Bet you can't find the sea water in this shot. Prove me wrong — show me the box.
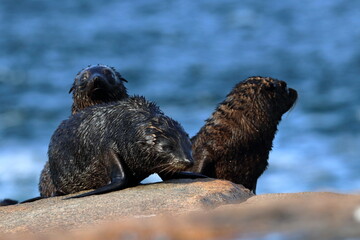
[0,0,359,201]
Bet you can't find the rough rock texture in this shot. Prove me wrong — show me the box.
[0,179,251,234]
[1,179,360,240]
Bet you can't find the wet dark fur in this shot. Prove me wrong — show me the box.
[39,65,129,197]
[43,96,194,197]
[191,77,298,193]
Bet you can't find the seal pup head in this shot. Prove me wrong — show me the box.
[70,64,128,114]
[226,76,298,131]
[248,76,297,115]
[141,116,194,174]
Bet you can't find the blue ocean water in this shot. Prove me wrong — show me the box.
[0,1,359,201]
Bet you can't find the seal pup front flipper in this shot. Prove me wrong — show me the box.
[190,146,217,179]
[252,181,257,195]
[193,156,216,178]
[158,171,209,181]
[66,178,128,199]
[20,196,44,204]
[66,151,129,199]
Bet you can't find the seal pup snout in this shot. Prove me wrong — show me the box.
[141,116,196,176]
[171,155,194,170]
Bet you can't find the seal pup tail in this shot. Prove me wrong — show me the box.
[0,196,44,206]
[0,198,18,206]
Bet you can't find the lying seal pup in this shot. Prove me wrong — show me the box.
[191,77,298,193]
[39,64,129,198]
[46,96,200,198]
[39,65,203,198]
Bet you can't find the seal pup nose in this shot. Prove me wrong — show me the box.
[183,157,194,168]
[186,159,194,167]
[90,73,105,83]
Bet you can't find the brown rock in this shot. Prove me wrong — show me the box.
[52,192,360,240]
[0,179,252,235]
[1,180,360,240]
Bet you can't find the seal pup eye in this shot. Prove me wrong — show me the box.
[266,82,276,91]
[103,69,116,84]
[162,145,175,152]
[80,72,89,83]
[103,68,112,75]
[278,81,287,89]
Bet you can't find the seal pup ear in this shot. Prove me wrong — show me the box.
[111,66,128,83]
[70,69,83,94]
[120,77,128,83]
[69,84,75,94]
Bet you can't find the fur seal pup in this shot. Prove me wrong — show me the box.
[44,96,195,198]
[39,64,129,197]
[191,77,298,193]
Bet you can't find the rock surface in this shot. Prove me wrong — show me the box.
[1,179,360,240]
[0,179,252,235]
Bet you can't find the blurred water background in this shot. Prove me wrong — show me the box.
[0,0,359,201]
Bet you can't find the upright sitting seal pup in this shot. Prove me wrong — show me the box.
[45,96,195,198]
[1,65,129,205]
[39,65,129,197]
[191,77,298,193]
